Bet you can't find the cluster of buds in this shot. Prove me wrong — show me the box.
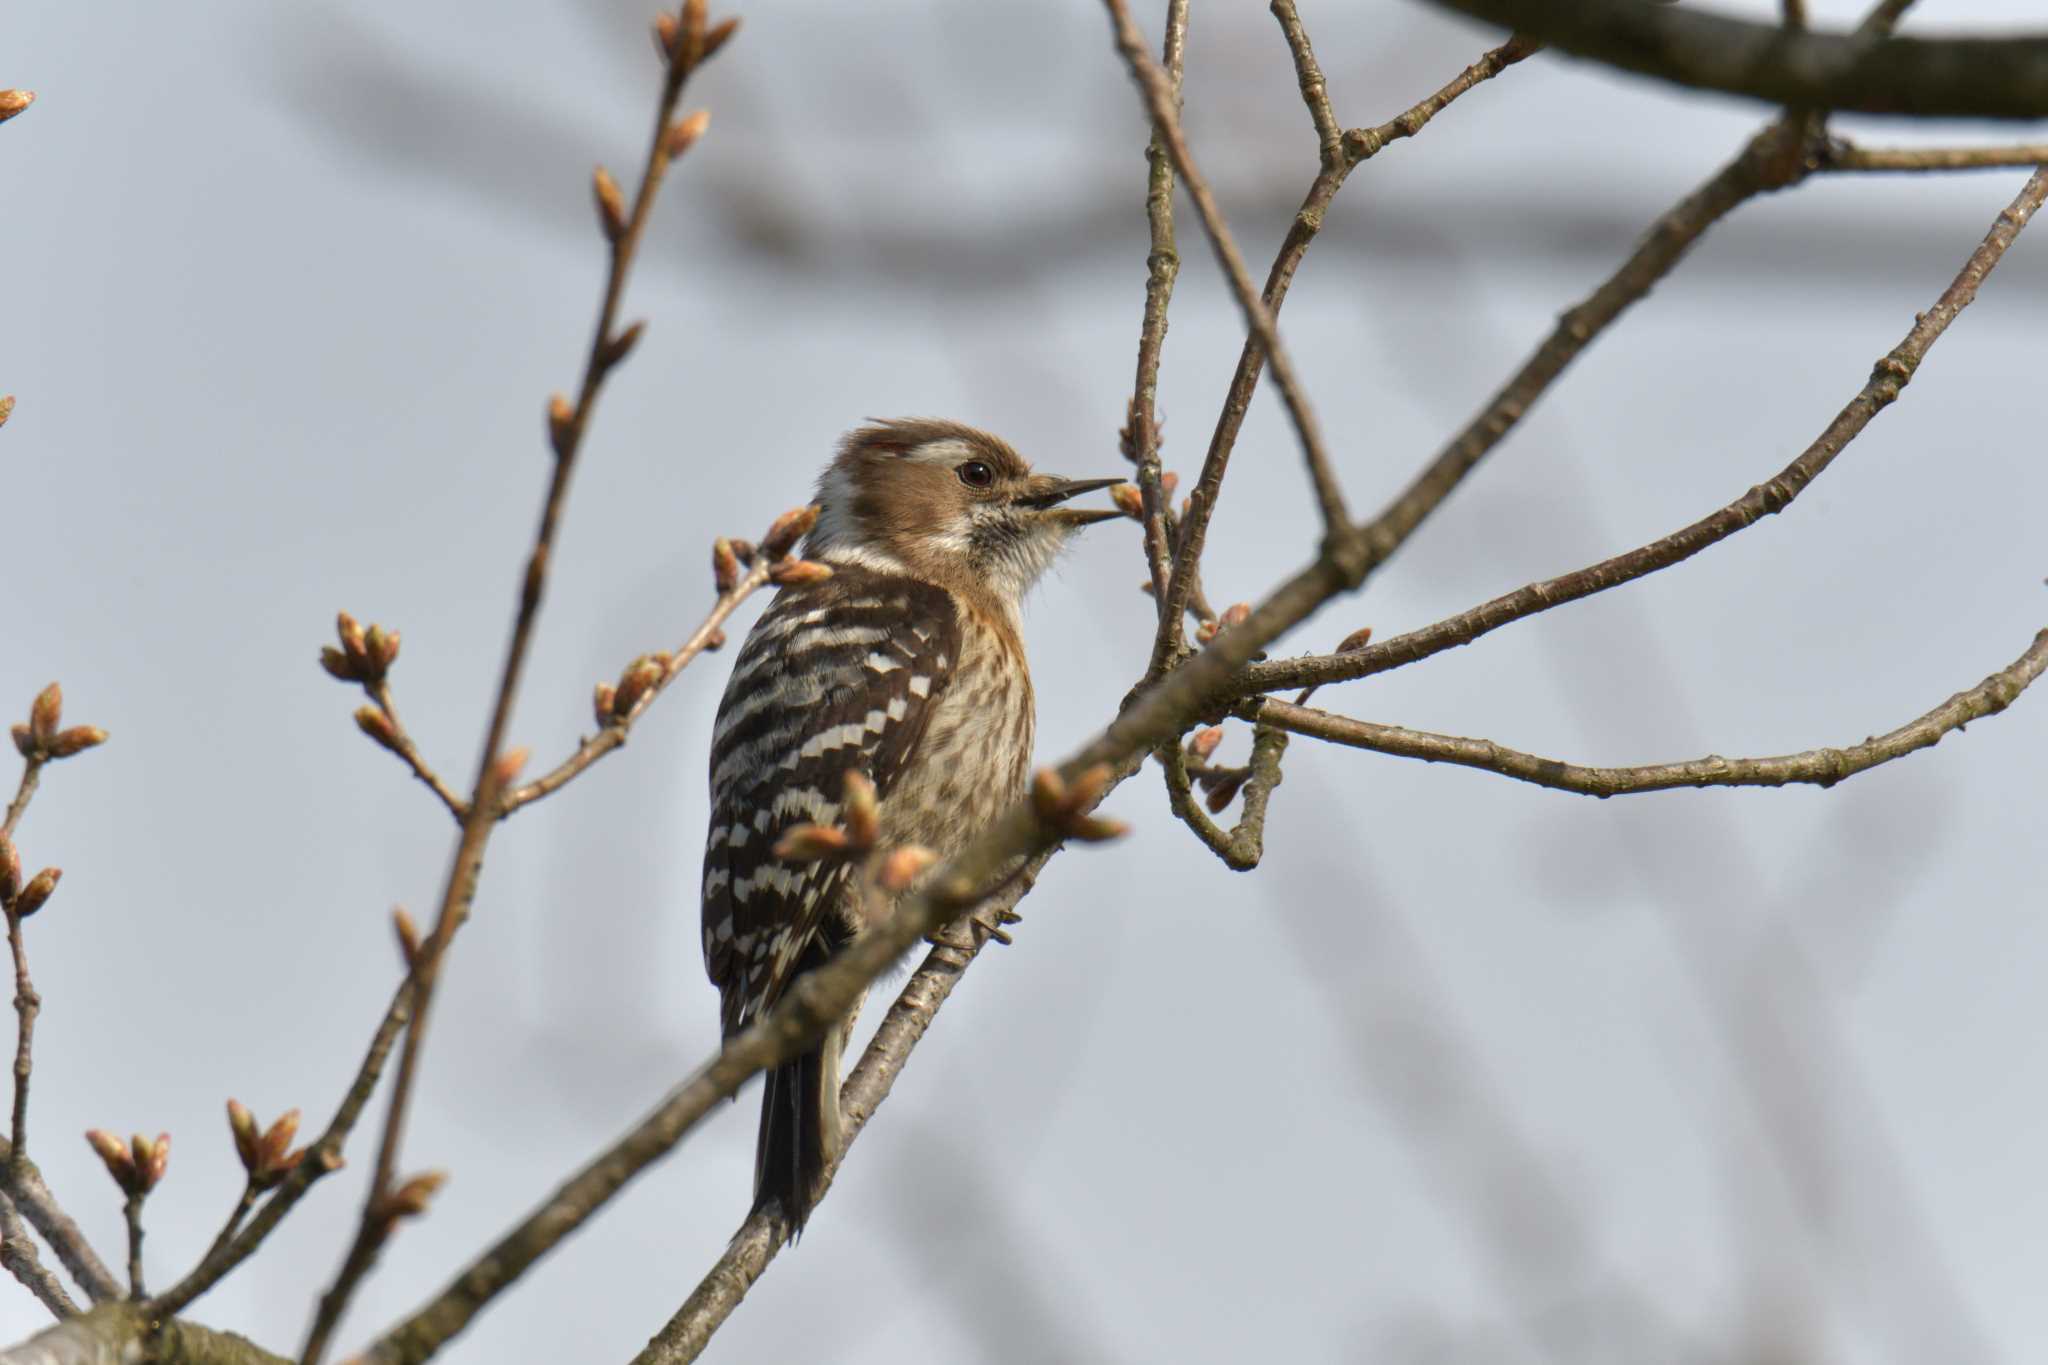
[11,683,107,762]
[227,1100,307,1188]
[652,1,740,76]
[1031,765,1127,843]
[759,504,832,587]
[85,1129,170,1196]
[1180,727,1251,813]
[1194,602,1252,646]
[321,612,401,687]
[595,652,673,729]
[371,1170,447,1227]
[0,837,60,921]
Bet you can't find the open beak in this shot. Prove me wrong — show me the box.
[1018,475,1123,529]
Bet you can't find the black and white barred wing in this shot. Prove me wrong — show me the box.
[701,569,960,1036]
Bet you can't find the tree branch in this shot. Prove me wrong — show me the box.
[1827,141,2048,172]
[1421,0,2048,118]
[0,1190,76,1319]
[1159,724,1288,870]
[300,15,726,1360]
[0,1302,289,1365]
[1250,627,2048,795]
[1242,164,2048,698]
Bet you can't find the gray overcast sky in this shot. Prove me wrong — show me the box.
[3,1,2045,1361]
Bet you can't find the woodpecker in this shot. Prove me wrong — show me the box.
[702,418,1118,1235]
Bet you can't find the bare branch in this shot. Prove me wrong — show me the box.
[363,683,466,822]
[1105,0,1350,558]
[1160,724,1288,870]
[1273,0,1343,167]
[1421,0,2048,118]
[1252,627,2048,796]
[0,1302,291,1365]
[1124,0,1189,607]
[1339,34,1540,165]
[1243,165,2048,698]
[1828,142,2048,172]
[0,1190,76,1319]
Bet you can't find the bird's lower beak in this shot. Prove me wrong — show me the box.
[1020,476,1123,528]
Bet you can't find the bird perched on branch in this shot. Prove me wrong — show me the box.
[702,419,1118,1236]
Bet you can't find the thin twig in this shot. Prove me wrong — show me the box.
[1148,27,1535,672]
[1125,0,1189,608]
[500,556,772,816]
[1106,0,1350,549]
[195,1180,260,1274]
[1828,142,2048,172]
[147,977,412,1318]
[0,1141,119,1307]
[1160,724,1288,870]
[365,683,466,822]
[121,1195,143,1299]
[300,20,720,1362]
[1250,628,2048,795]
[0,1189,76,1319]
[1243,165,2048,698]
[0,762,39,841]
[1273,0,1342,167]
[6,912,36,1172]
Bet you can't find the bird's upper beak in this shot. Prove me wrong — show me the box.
[1016,475,1123,529]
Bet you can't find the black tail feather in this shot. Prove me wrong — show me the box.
[752,1031,840,1241]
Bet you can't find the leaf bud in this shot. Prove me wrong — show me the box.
[772,824,850,861]
[768,560,832,587]
[760,505,819,560]
[592,165,627,242]
[29,683,61,744]
[13,868,59,918]
[877,845,938,892]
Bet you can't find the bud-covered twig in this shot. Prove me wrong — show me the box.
[227,1101,304,1188]
[1030,765,1128,842]
[712,537,742,593]
[375,1171,448,1224]
[0,836,18,905]
[354,706,402,754]
[547,393,575,459]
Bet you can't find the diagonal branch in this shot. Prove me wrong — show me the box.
[1160,724,1288,870]
[1105,0,1350,561]
[1421,0,2048,118]
[0,1189,76,1319]
[1827,142,2048,172]
[1241,165,2048,698]
[1249,627,2048,796]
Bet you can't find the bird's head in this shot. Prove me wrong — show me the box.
[807,419,1120,604]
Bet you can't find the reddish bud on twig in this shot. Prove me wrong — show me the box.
[727,538,757,565]
[702,16,740,60]
[592,682,618,729]
[1030,768,1068,822]
[378,1170,447,1222]
[1220,603,1251,629]
[703,627,727,651]
[12,868,59,918]
[877,845,937,893]
[392,907,422,968]
[1065,763,1113,812]
[366,624,401,674]
[0,91,33,125]
[336,612,368,669]
[319,646,354,682]
[1336,625,1374,653]
[8,725,29,759]
[1195,620,1218,645]
[0,836,19,905]
[592,165,627,242]
[1187,727,1224,762]
[488,746,530,791]
[29,683,61,745]
[1160,471,1179,501]
[85,1130,134,1188]
[681,0,708,64]
[772,823,850,862]
[1110,483,1144,519]
[769,560,832,587]
[354,706,401,754]
[652,12,679,61]
[841,771,879,848]
[712,538,741,593]
[761,505,819,560]
[665,109,711,162]
[0,396,14,429]
[547,393,575,458]
[601,320,646,370]
[1204,774,1247,813]
[253,1111,300,1185]
[1031,766,1126,842]
[613,658,661,718]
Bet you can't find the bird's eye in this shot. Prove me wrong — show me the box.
[956,461,995,489]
